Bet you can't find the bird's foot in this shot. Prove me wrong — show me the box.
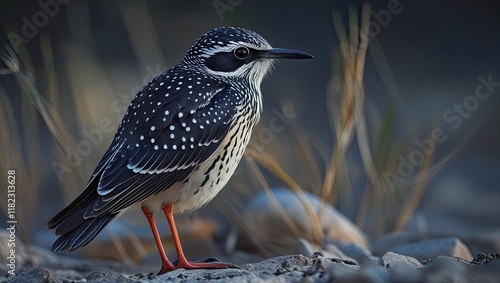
[157,261,176,274]
[173,257,240,270]
[158,258,239,274]
[176,260,239,270]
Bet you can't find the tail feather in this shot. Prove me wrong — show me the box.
[51,213,117,252]
[46,177,99,229]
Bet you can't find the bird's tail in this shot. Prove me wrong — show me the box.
[51,213,117,252]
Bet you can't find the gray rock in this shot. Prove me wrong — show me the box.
[402,175,500,256]
[419,256,472,283]
[4,251,500,283]
[9,268,61,283]
[86,271,138,282]
[387,261,422,283]
[391,237,473,261]
[247,188,368,254]
[357,262,390,283]
[378,252,423,269]
[0,231,129,278]
[321,260,387,283]
[297,238,360,264]
[336,242,372,263]
[372,231,419,255]
[322,243,355,262]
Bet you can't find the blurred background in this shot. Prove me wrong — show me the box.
[0,0,499,272]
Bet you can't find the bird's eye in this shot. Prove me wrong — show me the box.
[233,47,250,60]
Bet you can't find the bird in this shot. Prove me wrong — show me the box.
[46,26,313,274]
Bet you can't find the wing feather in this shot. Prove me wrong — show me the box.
[86,68,238,216]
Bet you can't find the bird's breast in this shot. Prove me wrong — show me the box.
[141,108,260,215]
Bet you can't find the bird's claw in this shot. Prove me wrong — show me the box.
[168,257,240,270]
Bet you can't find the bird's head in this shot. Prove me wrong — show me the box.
[181,27,313,86]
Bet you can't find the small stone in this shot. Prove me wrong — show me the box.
[247,188,368,254]
[378,252,423,269]
[358,262,391,283]
[419,256,471,283]
[388,261,422,283]
[86,271,131,282]
[9,268,61,283]
[336,242,372,263]
[323,243,355,262]
[471,252,500,265]
[391,237,473,261]
[324,260,384,283]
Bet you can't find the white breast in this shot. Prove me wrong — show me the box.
[141,114,257,215]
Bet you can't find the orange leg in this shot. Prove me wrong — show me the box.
[162,203,232,270]
[141,206,176,274]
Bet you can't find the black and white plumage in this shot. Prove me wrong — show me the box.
[47,27,313,272]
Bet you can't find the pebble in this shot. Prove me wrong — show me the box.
[391,237,473,261]
[247,188,369,254]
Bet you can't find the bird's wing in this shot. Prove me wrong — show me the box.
[83,69,239,217]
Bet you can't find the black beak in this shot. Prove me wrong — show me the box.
[259,48,314,59]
